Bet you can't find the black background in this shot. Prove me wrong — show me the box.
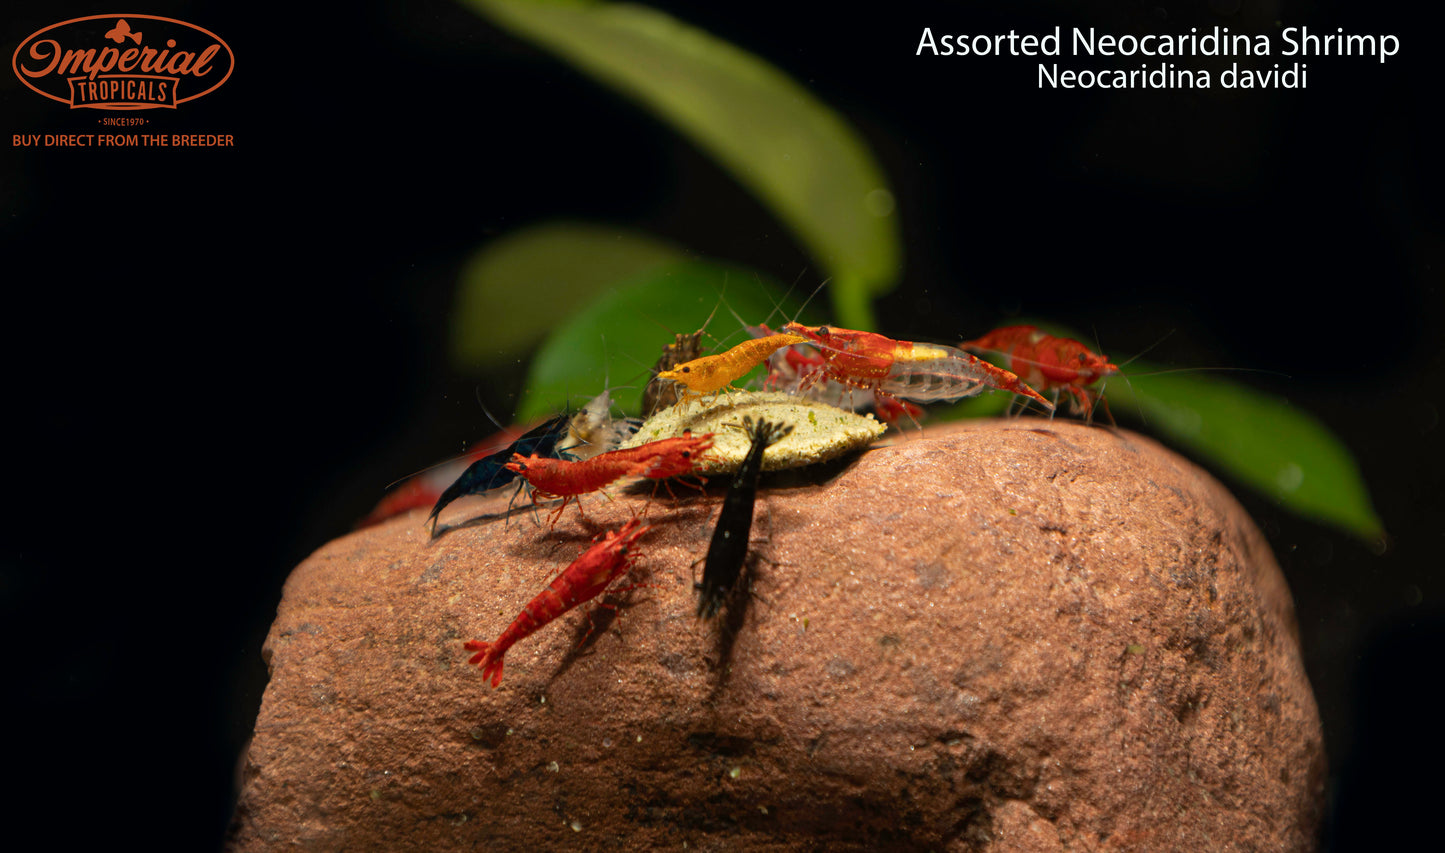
[3,1,1437,849]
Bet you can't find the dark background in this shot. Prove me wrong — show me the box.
[2,1,1437,849]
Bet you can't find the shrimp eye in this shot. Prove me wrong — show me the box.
[817,325,831,337]
[680,366,691,373]
[682,451,691,458]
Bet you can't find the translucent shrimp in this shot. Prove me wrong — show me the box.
[558,388,641,460]
[781,323,1053,411]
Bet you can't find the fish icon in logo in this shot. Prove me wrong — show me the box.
[105,19,143,45]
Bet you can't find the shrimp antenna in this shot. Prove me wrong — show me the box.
[1126,365,1292,380]
[638,311,681,338]
[383,455,462,491]
[722,296,761,341]
[1105,330,1293,426]
[577,335,639,404]
[698,286,726,345]
[1114,328,1176,371]
[1080,324,1121,426]
[559,335,605,413]
[1068,327,1136,427]
[750,268,810,330]
[383,394,515,490]
[703,274,751,350]
[601,332,612,391]
[474,387,510,432]
[383,428,524,490]
[613,347,660,379]
[788,278,831,325]
[635,284,728,355]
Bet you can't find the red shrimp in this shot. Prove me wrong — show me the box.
[781,322,1053,411]
[767,340,829,391]
[961,325,1119,419]
[464,518,653,687]
[780,345,923,424]
[506,432,715,524]
[871,395,925,425]
[629,432,717,479]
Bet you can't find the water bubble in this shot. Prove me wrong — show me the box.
[865,188,895,217]
[1275,463,1304,493]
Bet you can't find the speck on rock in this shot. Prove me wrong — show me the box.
[228,420,1324,852]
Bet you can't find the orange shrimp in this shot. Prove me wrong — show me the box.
[962,325,1119,419]
[781,322,1053,410]
[506,432,715,524]
[655,333,810,403]
[642,330,706,416]
[464,518,653,687]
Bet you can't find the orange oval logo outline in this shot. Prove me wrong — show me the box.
[12,14,234,110]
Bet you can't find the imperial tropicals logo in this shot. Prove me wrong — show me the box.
[12,14,233,109]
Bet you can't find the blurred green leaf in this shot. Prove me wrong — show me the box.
[517,259,821,422]
[935,392,1013,421]
[450,223,686,369]
[1106,368,1384,543]
[460,0,900,329]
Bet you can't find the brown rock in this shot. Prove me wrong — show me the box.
[228,420,1324,851]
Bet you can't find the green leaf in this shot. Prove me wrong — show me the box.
[1105,369,1385,543]
[935,392,1012,421]
[517,259,821,422]
[460,0,900,329]
[450,223,686,369]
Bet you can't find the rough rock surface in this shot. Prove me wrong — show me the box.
[228,421,1325,851]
